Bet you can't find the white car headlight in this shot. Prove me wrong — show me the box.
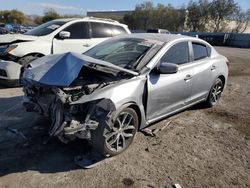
[6,44,18,53]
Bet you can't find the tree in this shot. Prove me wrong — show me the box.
[186,0,210,32]
[0,9,27,24]
[34,16,43,25]
[42,9,60,23]
[123,2,185,32]
[134,1,154,30]
[209,0,238,32]
[123,13,137,30]
[232,8,250,33]
[242,9,250,33]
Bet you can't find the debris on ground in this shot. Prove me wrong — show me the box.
[141,121,172,137]
[173,183,182,188]
[6,128,27,141]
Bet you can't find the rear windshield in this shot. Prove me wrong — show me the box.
[25,20,66,36]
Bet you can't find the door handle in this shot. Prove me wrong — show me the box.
[83,43,91,47]
[184,74,192,81]
[211,65,216,71]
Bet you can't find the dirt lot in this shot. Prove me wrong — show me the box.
[0,47,249,188]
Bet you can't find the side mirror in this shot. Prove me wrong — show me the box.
[157,62,178,74]
[59,31,70,39]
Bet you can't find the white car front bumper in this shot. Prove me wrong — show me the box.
[0,59,21,81]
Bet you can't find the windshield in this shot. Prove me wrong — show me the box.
[84,38,156,70]
[24,20,66,36]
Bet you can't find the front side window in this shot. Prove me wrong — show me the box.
[63,22,89,39]
[85,38,156,70]
[91,22,112,38]
[25,20,66,36]
[161,42,189,65]
[192,43,208,61]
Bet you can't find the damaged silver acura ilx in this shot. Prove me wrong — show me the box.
[22,34,228,156]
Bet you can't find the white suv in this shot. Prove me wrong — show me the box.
[0,17,130,85]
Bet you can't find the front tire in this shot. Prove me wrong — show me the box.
[91,107,138,157]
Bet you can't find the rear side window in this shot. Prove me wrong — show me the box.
[112,25,127,36]
[192,43,208,61]
[63,22,89,39]
[161,42,189,65]
[91,22,112,38]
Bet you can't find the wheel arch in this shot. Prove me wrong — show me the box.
[217,75,226,90]
[119,102,144,131]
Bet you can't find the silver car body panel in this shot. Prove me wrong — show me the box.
[22,34,228,141]
[71,76,148,127]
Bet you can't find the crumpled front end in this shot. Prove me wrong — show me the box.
[23,82,116,143]
[22,52,139,143]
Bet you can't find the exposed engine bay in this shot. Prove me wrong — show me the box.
[23,65,125,143]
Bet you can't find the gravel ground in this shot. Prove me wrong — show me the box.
[0,47,249,188]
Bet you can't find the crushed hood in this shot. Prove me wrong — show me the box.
[0,34,38,44]
[23,52,138,87]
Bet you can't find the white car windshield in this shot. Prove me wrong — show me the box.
[24,20,66,36]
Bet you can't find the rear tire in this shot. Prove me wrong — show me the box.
[91,107,138,157]
[204,78,223,107]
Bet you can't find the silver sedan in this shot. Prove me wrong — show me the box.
[22,34,228,156]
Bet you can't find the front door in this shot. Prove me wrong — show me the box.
[52,22,92,54]
[147,41,193,121]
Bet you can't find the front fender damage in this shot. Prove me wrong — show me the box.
[23,83,117,143]
[55,98,116,143]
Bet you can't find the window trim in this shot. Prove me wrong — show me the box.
[191,42,209,62]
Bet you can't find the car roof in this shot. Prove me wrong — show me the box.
[53,17,127,26]
[116,33,194,43]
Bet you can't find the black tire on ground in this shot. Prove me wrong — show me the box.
[204,78,223,107]
[90,107,139,157]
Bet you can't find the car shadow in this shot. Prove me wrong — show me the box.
[0,95,210,177]
[188,102,209,111]
[0,96,23,114]
[0,96,101,177]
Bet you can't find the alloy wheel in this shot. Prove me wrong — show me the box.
[210,81,223,105]
[104,111,136,152]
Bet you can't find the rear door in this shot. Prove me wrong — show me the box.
[147,41,194,121]
[189,42,215,102]
[52,22,91,54]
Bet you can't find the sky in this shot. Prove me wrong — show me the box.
[0,0,249,15]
